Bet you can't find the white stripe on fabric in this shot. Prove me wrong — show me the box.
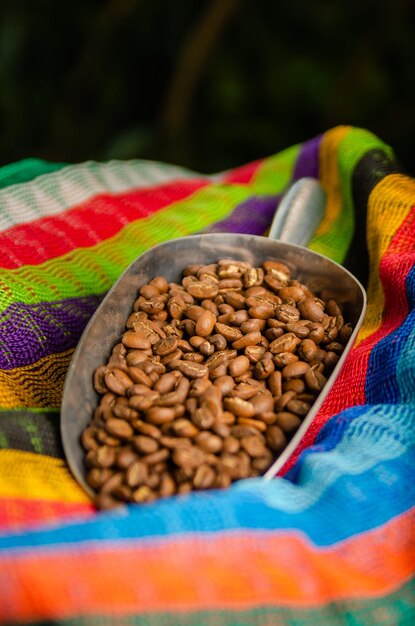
[0,160,215,231]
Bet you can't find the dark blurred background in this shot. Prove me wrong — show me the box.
[1,0,414,173]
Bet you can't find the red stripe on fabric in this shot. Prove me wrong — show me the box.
[0,179,208,269]
[221,159,264,184]
[0,498,94,532]
[280,203,415,475]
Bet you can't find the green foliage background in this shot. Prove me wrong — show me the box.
[1,0,414,172]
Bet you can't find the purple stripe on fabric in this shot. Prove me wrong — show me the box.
[203,195,281,235]
[0,295,104,370]
[293,134,322,179]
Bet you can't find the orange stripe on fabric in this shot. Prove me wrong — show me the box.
[1,509,413,622]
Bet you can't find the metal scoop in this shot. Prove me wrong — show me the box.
[61,178,366,495]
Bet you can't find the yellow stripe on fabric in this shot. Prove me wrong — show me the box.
[357,173,415,343]
[0,183,261,310]
[0,350,73,409]
[0,449,89,502]
[315,126,351,236]
[310,126,394,264]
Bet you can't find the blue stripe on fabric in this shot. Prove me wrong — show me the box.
[0,403,413,552]
[397,264,415,402]
[366,259,415,405]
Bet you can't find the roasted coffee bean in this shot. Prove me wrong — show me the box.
[240,435,268,457]
[133,435,159,455]
[238,417,267,433]
[232,331,262,349]
[195,431,223,453]
[253,358,275,379]
[286,399,311,416]
[305,368,327,392]
[268,371,282,396]
[298,339,318,362]
[170,360,208,379]
[105,418,133,440]
[273,352,299,368]
[229,355,250,377]
[274,390,296,412]
[282,361,310,379]
[298,297,325,322]
[195,310,216,337]
[191,407,215,430]
[283,378,306,394]
[214,375,235,396]
[104,368,134,395]
[224,397,255,418]
[146,406,176,425]
[275,411,302,433]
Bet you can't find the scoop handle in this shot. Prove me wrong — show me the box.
[268,177,326,247]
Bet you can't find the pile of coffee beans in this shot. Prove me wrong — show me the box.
[82,258,353,509]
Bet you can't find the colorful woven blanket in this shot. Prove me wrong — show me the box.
[0,126,414,625]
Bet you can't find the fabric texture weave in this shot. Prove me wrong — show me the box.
[0,126,414,625]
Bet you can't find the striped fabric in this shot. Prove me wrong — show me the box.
[0,126,414,625]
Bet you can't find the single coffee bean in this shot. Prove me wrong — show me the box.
[213,375,235,396]
[170,360,208,379]
[274,390,296,412]
[240,435,268,457]
[282,361,310,379]
[116,446,139,469]
[286,399,311,416]
[269,333,300,354]
[87,468,113,490]
[268,371,282,396]
[228,355,250,378]
[172,418,199,438]
[146,406,176,425]
[238,417,267,433]
[298,298,325,322]
[195,431,223,453]
[105,418,133,440]
[274,304,300,323]
[153,336,179,356]
[283,379,306,394]
[224,397,255,418]
[172,446,206,469]
[265,425,287,452]
[305,368,327,392]
[104,368,134,395]
[126,460,149,487]
[196,310,216,337]
[275,411,302,433]
[253,358,275,380]
[133,435,159,455]
[95,445,116,468]
[232,331,262,350]
[193,464,216,489]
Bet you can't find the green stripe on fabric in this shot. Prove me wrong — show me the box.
[0,184,254,309]
[251,143,300,193]
[0,159,67,189]
[0,147,298,311]
[31,577,415,625]
[309,127,394,264]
